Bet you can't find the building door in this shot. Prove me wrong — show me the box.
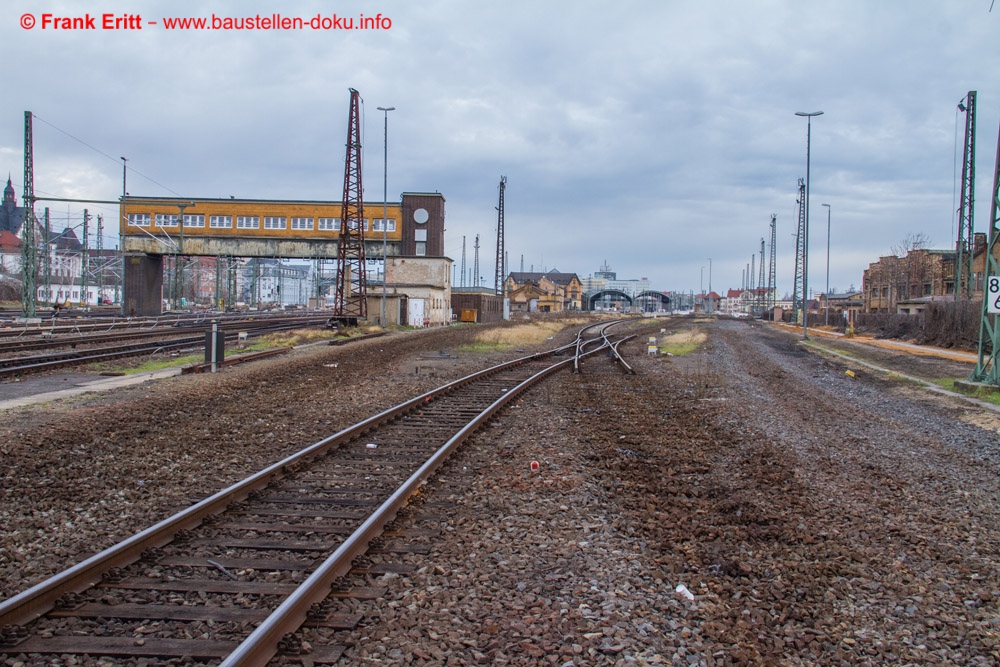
[408,298,425,327]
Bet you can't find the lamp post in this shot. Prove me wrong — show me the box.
[700,266,703,311]
[377,106,395,328]
[795,110,823,339]
[822,202,831,327]
[707,257,712,313]
[119,157,127,314]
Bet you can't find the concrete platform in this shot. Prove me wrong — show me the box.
[953,379,1000,396]
[0,368,182,410]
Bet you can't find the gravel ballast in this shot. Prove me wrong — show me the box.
[2,318,1000,666]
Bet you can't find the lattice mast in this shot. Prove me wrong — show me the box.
[473,234,480,288]
[96,213,104,303]
[460,236,466,288]
[970,118,1000,384]
[494,176,506,296]
[957,91,977,298]
[757,238,766,315]
[21,111,37,317]
[768,214,777,312]
[42,208,50,306]
[82,209,90,307]
[333,88,367,318]
[792,179,806,319]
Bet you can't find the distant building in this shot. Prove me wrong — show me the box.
[0,177,25,236]
[504,270,582,313]
[862,248,957,313]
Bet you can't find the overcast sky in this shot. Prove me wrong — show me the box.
[2,0,999,296]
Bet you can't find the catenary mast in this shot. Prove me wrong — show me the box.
[333,88,366,318]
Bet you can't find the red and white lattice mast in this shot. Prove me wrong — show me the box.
[333,88,366,319]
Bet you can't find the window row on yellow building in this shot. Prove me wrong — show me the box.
[126,213,397,233]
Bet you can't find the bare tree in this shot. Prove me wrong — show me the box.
[888,233,933,305]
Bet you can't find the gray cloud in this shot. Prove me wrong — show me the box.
[2,0,998,294]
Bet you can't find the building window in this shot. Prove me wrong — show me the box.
[237,216,260,229]
[183,214,205,228]
[414,229,427,242]
[210,215,233,228]
[415,242,427,256]
[128,213,151,227]
[924,283,932,295]
[372,218,396,232]
[343,218,366,232]
[318,217,340,231]
[291,217,313,230]
[155,214,178,227]
[881,287,888,297]
[264,216,286,230]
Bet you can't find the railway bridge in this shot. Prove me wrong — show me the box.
[121,192,445,316]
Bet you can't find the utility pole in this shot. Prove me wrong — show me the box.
[757,237,765,316]
[376,105,394,327]
[119,157,127,311]
[334,88,367,319]
[460,235,466,288]
[793,178,806,322]
[795,110,823,339]
[970,118,1000,384]
[21,111,37,317]
[82,209,90,307]
[957,91,977,298]
[42,208,50,306]
[473,234,480,288]
[96,214,104,304]
[494,176,506,296]
[768,214,777,313]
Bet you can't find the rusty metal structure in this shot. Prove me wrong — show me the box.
[494,176,506,296]
[957,91,977,298]
[333,88,366,318]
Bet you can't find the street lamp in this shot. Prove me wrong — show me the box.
[707,257,712,313]
[822,202,831,327]
[795,110,823,339]
[119,157,127,314]
[377,105,395,328]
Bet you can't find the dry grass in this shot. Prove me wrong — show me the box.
[469,318,590,350]
[658,329,707,356]
[250,328,343,349]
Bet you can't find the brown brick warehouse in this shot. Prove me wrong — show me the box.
[2,318,1000,665]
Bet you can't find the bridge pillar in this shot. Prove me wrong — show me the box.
[123,253,164,316]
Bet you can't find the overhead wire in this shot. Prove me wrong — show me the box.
[30,113,184,197]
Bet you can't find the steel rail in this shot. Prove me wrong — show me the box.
[607,334,638,374]
[221,344,619,666]
[0,320,327,378]
[573,320,626,373]
[0,340,569,628]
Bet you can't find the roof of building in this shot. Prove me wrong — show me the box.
[45,228,83,251]
[0,230,21,250]
[508,270,580,285]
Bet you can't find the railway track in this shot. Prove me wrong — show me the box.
[0,321,635,665]
[0,314,330,378]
